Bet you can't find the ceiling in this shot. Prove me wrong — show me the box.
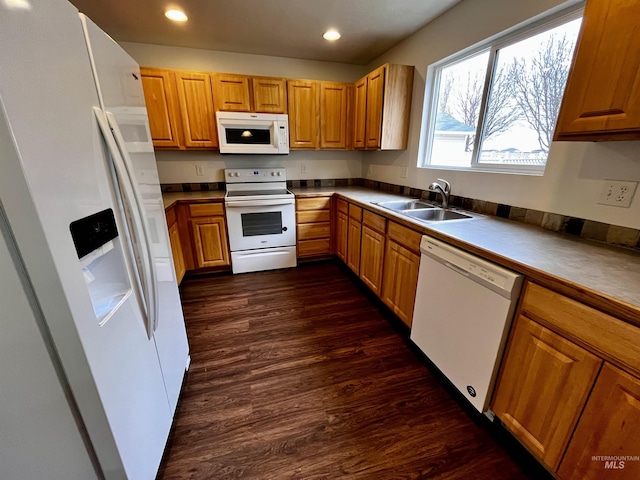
[69,0,462,65]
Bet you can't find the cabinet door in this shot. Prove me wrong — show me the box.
[353,76,367,149]
[359,225,385,295]
[253,77,287,114]
[555,0,640,140]
[381,240,420,327]
[320,82,351,149]
[212,73,252,112]
[140,68,183,148]
[168,222,186,284]
[558,363,640,480]
[190,216,230,268]
[365,66,385,149]
[287,80,319,149]
[174,72,218,148]
[336,210,348,262]
[346,217,362,274]
[492,316,602,471]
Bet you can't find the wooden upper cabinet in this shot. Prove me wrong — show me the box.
[491,315,602,472]
[212,74,287,113]
[365,66,385,149]
[558,363,640,480]
[555,0,640,140]
[174,71,218,148]
[252,77,287,113]
[288,80,320,149]
[354,64,414,150]
[353,77,367,149]
[320,82,352,149]
[212,73,252,112]
[139,67,183,149]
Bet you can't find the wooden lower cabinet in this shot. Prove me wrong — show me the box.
[186,203,230,269]
[296,196,332,258]
[168,223,186,284]
[190,217,230,268]
[558,363,640,479]
[491,315,602,471]
[335,209,348,262]
[381,239,420,327]
[359,210,386,296]
[346,205,362,274]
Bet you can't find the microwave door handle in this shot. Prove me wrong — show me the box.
[273,121,279,144]
[226,199,294,208]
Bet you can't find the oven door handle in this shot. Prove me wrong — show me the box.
[225,199,295,208]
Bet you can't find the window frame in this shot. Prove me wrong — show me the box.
[419,4,584,175]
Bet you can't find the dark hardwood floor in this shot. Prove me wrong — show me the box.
[158,261,541,479]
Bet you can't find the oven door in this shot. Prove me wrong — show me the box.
[225,198,296,251]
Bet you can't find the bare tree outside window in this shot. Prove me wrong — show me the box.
[508,33,576,152]
[425,14,582,171]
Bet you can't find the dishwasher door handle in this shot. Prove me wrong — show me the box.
[444,261,471,277]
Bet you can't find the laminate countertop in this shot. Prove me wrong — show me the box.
[162,186,640,326]
[291,187,640,327]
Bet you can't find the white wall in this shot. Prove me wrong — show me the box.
[154,149,363,183]
[122,42,367,183]
[363,0,640,229]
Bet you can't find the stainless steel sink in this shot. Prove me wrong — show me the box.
[404,208,472,222]
[374,200,436,211]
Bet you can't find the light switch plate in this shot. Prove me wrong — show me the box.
[597,180,638,207]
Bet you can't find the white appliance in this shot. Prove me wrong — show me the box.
[225,168,297,274]
[410,235,523,415]
[217,111,289,154]
[0,2,189,479]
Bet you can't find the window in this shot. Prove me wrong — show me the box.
[421,10,582,174]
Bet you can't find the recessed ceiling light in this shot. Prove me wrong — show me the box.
[165,9,188,22]
[323,30,341,41]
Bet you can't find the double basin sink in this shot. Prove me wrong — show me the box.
[373,200,474,223]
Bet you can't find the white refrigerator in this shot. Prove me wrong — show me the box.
[0,1,190,479]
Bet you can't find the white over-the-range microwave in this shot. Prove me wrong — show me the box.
[216,111,289,154]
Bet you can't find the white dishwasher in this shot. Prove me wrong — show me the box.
[410,235,523,415]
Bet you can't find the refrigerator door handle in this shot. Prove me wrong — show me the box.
[93,107,157,338]
[105,110,159,336]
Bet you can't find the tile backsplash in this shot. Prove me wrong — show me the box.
[161,178,640,251]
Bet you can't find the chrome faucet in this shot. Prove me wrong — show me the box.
[428,178,451,208]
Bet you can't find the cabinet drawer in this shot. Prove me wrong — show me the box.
[298,238,331,257]
[387,221,421,253]
[166,206,177,227]
[298,222,330,240]
[189,203,224,217]
[522,283,640,374]
[297,196,331,211]
[336,198,348,214]
[362,209,386,234]
[349,204,362,221]
[297,210,331,224]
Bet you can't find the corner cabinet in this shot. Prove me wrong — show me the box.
[354,64,414,150]
[554,0,640,141]
[335,199,349,262]
[165,206,186,284]
[320,82,352,149]
[491,281,640,479]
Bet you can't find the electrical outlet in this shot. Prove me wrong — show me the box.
[300,163,307,174]
[195,164,205,177]
[400,166,408,179]
[597,180,638,207]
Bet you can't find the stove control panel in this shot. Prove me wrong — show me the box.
[225,168,287,183]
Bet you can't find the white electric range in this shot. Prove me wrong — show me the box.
[224,168,297,274]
